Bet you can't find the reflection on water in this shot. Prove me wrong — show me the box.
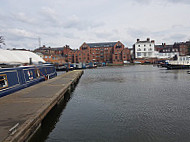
[29,92,72,142]
[31,65,190,142]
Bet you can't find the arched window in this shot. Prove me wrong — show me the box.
[137,48,141,51]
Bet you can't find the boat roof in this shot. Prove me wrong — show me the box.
[0,49,45,64]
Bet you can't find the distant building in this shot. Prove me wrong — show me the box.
[173,41,190,56]
[80,41,131,64]
[154,43,179,59]
[133,38,156,59]
[34,45,66,65]
[34,42,131,65]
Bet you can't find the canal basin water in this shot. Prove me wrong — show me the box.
[30,65,190,142]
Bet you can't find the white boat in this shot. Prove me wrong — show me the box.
[166,56,190,69]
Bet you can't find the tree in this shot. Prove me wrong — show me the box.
[0,36,5,46]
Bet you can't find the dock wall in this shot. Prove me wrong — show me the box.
[0,70,83,142]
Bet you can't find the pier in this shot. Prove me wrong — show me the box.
[0,70,83,142]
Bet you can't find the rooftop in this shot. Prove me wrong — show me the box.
[86,42,118,48]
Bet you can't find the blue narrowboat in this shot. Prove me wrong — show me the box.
[0,64,57,98]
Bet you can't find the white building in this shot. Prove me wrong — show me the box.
[154,44,179,59]
[154,51,179,59]
[133,38,156,59]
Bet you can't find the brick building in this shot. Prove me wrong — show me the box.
[34,45,66,65]
[42,53,66,64]
[34,41,131,65]
[173,41,190,56]
[79,41,131,65]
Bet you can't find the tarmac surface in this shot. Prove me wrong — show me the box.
[0,70,83,142]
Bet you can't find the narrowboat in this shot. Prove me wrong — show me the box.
[0,64,57,97]
[0,49,57,97]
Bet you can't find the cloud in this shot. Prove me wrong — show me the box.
[13,12,36,24]
[0,0,190,49]
[40,7,61,26]
[63,15,81,29]
[94,31,112,39]
[63,15,105,31]
[166,0,190,4]
[5,28,38,40]
[132,0,190,4]
[127,28,149,39]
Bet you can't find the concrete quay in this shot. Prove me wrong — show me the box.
[0,70,83,142]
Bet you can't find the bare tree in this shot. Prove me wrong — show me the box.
[0,36,5,45]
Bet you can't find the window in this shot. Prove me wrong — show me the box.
[144,48,146,51]
[138,45,140,47]
[144,45,146,47]
[116,45,121,48]
[82,47,87,50]
[137,53,141,56]
[35,69,40,78]
[28,70,34,80]
[0,74,8,89]
[137,48,141,51]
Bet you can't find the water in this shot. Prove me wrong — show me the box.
[30,65,190,142]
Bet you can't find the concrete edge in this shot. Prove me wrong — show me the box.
[3,70,84,142]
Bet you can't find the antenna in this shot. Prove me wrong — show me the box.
[38,37,41,48]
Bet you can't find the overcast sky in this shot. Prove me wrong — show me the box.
[0,0,190,49]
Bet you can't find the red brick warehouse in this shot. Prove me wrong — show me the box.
[79,41,131,65]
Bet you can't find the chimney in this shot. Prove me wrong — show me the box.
[147,38,150,41]
[137,39,140,42]
[29,58,32,65]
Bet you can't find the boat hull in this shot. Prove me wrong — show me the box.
[166,64,190,70]
[0,64,57,98]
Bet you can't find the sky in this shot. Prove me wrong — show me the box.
[0,0,190,50]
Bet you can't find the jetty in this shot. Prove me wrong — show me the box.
[0,70,83,142]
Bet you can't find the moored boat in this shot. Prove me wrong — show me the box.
[164,56,190,70]
[0,49,57,97]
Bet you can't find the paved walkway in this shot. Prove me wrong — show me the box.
[0,70,83,142]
